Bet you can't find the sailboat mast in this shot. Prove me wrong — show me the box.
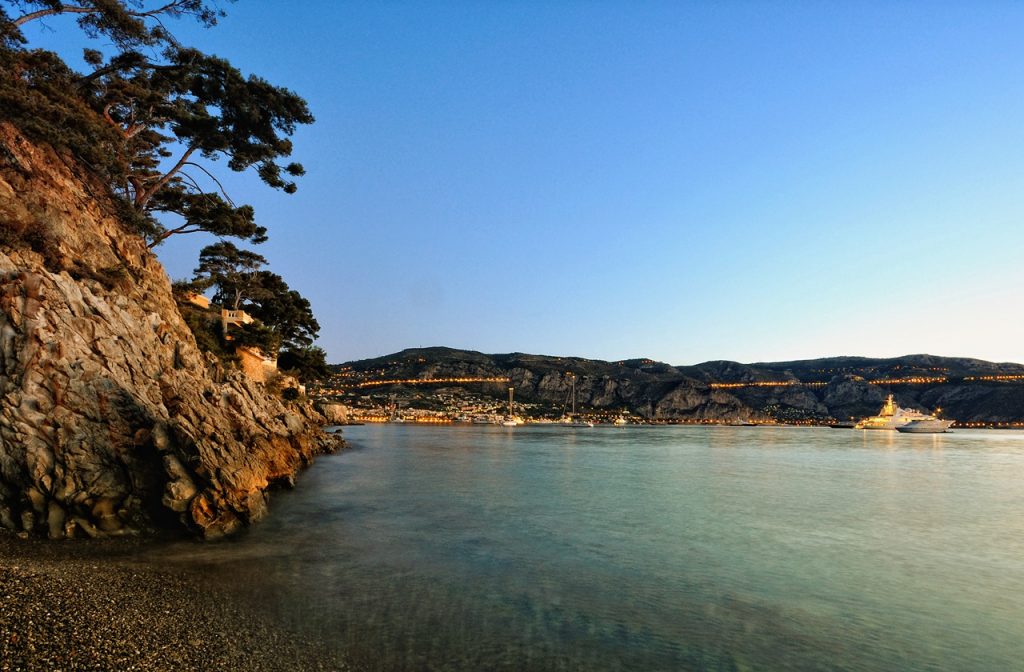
[571,374,576,416]
[508,387,513,417]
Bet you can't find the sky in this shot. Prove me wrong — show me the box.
[20,1,1024,365]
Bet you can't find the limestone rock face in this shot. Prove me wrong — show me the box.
[820,375,888,420]
[653,385,748,420]
[0,125,338,539]
[318,403,351,425]
[344,347,761,421]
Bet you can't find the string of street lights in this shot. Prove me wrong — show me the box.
[340,374,1024,391]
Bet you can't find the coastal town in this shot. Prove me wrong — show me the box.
[309,356,1024,429]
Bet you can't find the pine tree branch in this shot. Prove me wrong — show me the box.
[14,1,197,27]
[176,169,206,195]
[12,5,94,27]
[135,1,189,19]
[146,221,202,248]
[136,144,196,208]
[77,59,184,88]
[182,161,234,206]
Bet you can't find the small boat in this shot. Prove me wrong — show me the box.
[828,421,856,429]
[613,416,628,426]
[895,419,954,433]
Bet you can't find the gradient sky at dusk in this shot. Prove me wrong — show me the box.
[24,2,1024,364]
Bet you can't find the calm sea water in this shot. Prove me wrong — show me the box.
[151,425,1024,671]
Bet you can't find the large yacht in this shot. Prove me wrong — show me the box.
[854,395,940,430]
[895,418,954,433]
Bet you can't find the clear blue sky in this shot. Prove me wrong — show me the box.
[22,1,1024,364]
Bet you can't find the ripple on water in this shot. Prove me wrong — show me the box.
[145,426,1024,671]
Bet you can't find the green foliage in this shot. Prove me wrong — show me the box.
[161,47,313,188]
[5,1,222,49]
[0,207,60,266]
[178,302,236,363]
[242,270,320,350]
[149,191,265,244]
[278,346,329,383]
[230,321,279,355]
[2,1,327,379]
[192,240,319,352]
[192,240,268,309]
[0,46,129,185]
[78,42,314,245]
[0,1,312,246]
[171,278,201,295]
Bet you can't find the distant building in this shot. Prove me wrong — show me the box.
[221,308,255,338]
[184,292,210,309]
[221,308,254,327]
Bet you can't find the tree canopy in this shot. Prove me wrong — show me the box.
[277,346,329,383]
[192,240,320,353]
[0,0,313,246]
[192,240,267,310]
[242,270,320,351]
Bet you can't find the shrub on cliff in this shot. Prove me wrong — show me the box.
[178,302,238,364]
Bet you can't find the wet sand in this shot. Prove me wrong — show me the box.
[0,532,352,672]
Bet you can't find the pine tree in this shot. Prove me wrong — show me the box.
[0,1,313,246]
[191,240,320,353]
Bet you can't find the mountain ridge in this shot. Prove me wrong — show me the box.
[328,347,1024,423]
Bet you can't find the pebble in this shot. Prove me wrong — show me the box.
[0,533,354,671]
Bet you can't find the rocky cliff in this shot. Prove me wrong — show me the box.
[0,124,339,539]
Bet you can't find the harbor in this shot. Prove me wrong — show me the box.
[131,424,1024,672]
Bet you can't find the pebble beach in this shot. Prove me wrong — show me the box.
[0,533,350,672]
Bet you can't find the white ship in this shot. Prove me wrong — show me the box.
[854,395,939,430]
[895,418,954,433]
[558,419,595,427]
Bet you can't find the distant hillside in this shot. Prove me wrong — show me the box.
[330,348,1024,424]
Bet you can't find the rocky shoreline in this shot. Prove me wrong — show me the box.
[0,533,352,671]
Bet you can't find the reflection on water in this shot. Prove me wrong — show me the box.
[148,426,1024,671]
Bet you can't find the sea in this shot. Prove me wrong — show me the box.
[147,424,1024,671]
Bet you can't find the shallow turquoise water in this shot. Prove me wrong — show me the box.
[156,426,1024,671]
